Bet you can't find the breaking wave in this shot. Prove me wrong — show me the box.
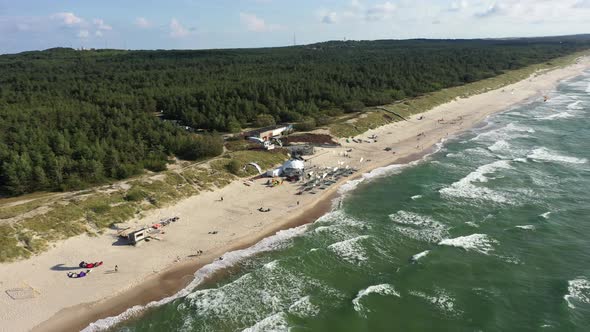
[328,235,371,265]
[242,312,289,332]
[471,123,535,142]
[515,225,535,231]
[353,284,400,314]
[540,212,551,219]
[389,211,449,243]
[488,140,511,153]
[527,148,587,165]
[440,160,513,204]
[564,277,590,309]
[411,250,430,262]
[288,296,320,318]
[438,234,498,255]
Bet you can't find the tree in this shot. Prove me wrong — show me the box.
[226,118,242,133]
[254,114,276,127]
[294,117,317,132]
[342,101,365,113]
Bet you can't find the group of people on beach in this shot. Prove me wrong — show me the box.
[66,260,117,278]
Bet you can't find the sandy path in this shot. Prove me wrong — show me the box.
[1,56,589,332]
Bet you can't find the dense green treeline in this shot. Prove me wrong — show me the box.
[1,36,589,196]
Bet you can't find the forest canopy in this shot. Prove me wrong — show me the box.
[1,36,590,196]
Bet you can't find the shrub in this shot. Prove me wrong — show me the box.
[125,188,148,201]
[226,159,241,175]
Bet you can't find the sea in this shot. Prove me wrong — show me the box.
[89,72,590,332]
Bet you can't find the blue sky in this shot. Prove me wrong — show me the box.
[1,0,589,54]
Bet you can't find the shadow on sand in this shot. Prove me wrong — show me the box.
[50,264,82,271]
[111,237,130,246]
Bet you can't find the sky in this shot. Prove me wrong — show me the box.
[1,0,589,54]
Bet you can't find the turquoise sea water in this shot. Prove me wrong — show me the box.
[93,72,590,332]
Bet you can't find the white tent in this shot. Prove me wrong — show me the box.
[266,168,282,177]
[282,159,305,178]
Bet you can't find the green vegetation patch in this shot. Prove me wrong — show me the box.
[211,149,290,178]
[330,111,394,138]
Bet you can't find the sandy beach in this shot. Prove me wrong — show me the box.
[1,56,589,332]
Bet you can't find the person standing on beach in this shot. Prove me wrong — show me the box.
[115,265,118,272]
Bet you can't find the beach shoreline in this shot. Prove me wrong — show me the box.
[1,56,588,332]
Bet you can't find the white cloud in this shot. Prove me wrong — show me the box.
[573,0,590,7]
[169,18,189,38]
[366,1,397,21]
[474,0,590,22]
[449,0,469,12]
[322,12,338,24]
[77,29,89,38]
[93,18,112,31]
[135,17,151,28]
[51,12,82,26]
[320,1,398,24]
[95,30,103,37]
[239,12,282,32]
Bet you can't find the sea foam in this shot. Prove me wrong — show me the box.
[242,312,289,332]
[328,235,371,265]
[471,123,535,142]
[488,140,511,153]
[515,225,535,231]
[527,148,587,165]
[440,160,512,204]
[338,164,407,195]
[389,211,449,243]
[288,296,320,318]
[438,234,498,255]
[353,284,400,314]
[540,212,551,219]
[411,250,430,262]
[409,289,460,315]
[564,277,590,309]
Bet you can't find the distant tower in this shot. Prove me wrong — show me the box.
[293,33,297,46]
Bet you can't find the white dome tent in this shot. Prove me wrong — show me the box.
[281,159,305,178]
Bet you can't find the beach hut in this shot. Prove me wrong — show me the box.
[122,228,147,245]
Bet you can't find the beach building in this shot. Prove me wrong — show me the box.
[246,124,293,141]
[119,227,148,245]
